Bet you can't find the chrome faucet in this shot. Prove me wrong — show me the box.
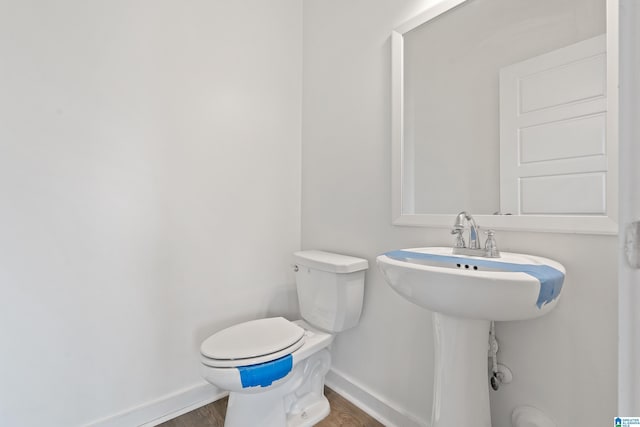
[452,211,481,249]
[451,211,500,258]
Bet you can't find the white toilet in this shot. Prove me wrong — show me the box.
[200,250,368,427]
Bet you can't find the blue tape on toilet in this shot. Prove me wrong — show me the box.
[238,354,293,388]
[384,250,565,309]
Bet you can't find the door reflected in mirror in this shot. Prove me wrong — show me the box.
[392,0,618,234]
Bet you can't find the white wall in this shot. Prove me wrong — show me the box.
[302,1,617,426]
[618,0,640,414]
[0,1,301,426]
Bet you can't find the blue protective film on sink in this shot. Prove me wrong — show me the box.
[384,250,565,309]
[238,354,293,388]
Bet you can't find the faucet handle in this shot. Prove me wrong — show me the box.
[452,227,466,248]
[484,229,500,258]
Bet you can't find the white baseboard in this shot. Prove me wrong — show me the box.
[84,370,427,427]
[84,381,226,427]
[325,368,429,427]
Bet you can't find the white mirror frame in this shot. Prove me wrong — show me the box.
[392,0,619,234]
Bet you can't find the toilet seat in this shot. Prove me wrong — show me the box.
[201,317,305,368]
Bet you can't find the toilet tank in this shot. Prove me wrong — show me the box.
[293,250,368,333]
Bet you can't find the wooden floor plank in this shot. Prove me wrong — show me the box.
[316,387,383,427]
[158,387,383,427]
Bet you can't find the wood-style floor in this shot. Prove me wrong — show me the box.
[158,387,384,427]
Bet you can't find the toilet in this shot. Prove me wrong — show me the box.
[200,250,369,427]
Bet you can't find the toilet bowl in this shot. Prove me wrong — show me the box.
[200,250,368,427]
[201,318,334,427]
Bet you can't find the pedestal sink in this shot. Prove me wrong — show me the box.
[377,247,565,427]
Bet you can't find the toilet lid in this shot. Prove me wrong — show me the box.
[201,317,305,363]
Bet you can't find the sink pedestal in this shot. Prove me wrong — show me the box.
[431,313,491,427]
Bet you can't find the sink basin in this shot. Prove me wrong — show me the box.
[377,247,565,321]
[376,246,566,427]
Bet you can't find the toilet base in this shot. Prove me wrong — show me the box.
[285,393,329,427]
[223,349,331,427]
[512,406,556,427]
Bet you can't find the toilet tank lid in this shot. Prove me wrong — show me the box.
[293,250,368,273]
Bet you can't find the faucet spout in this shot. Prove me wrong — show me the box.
[452,211,481,249]
[453,212,465,228]
[466,214,481,250]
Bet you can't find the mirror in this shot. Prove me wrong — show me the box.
[392,0,618,234]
